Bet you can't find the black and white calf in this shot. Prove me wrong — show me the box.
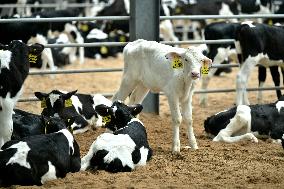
[12,109,74,140]
[204,99,284,143]
[0,128,81,186]
[235,21,284,105]
[112,39,212,154]
[0,40,44,148]
[83,27,129,59]
[201,21,284,106]
[81,101,152,173]
[35,90,112,134]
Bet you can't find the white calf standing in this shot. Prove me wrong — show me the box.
[112,39,212,154]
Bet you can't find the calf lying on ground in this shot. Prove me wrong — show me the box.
[35,90,111,134]
[81,101,152,173]
[112,39,212,154]
[0,128,81,186]
[204,99,284,143]
[0,40,44,148]
[12,108,74,140]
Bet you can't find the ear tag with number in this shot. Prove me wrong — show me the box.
[102,115,111,124]
[41,98,47,108]
[201,61,210,75]
[268,19,273,26]
[28,53,38,64]
[65,99,73,107]
[100,46,108,54]
[172,56,183,69]
[119,36,126,42]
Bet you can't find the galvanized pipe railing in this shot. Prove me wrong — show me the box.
[18,86,284,102]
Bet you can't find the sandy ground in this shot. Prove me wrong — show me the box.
[4,54,284,189]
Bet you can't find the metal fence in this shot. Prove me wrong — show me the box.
[2,2,284,111]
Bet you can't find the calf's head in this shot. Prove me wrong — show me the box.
[41,115,75,134]
[165,46,212,80]
[95,101,143,132]
[34,90,77,117]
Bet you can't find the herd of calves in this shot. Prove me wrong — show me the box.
[0,39,284,186]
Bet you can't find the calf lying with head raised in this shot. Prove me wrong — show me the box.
[0,128,81,186]
[204,99,284,143]
[81,101,152,173]
[12,108,74,140]
[112,39,212,154]
[0,40,44,148]
[35,90,112,134]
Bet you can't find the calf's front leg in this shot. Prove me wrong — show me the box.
[167,96,182,154]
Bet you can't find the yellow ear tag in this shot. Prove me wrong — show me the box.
[100,46,108,54]
[102,115,111,124]
[65,99,73,107]
[268,19,273,26]
[28,53,38,64]
[119,36,126,42]
[172,56,183,69]
[201,61,210,75]
[80,24,89,32]
[175,7,181,14]
[41,98,47,108]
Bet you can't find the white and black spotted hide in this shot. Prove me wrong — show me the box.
[204,98,284,143]
[12,109,75,140]
[0,129,81,186]
[81,101,152,173]
[0,40,44,148]
[34,90,111,134]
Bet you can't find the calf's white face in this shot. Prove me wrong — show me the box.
[165,47,212,80]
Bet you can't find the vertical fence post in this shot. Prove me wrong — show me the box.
[129,0,160,114]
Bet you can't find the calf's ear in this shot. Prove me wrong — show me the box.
[128,104,143,116]
[95,104,113,116]
[63,90,78,100]
[34,92,48,100]
[28,43,44,55]
[165,52,183,61]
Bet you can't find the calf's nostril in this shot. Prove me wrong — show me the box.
[191,72,200,78]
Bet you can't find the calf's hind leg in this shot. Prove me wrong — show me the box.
[128,83,149,105]
[112,75,139,102]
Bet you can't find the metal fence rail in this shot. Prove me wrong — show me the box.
[28,64,240,76]
[29,68,123,75]
[1,14,284,22]
[0,3,96,8]
[43,39,235,48]
[18,86,284,102]
[0,16,129,23]
[161,14,284,20]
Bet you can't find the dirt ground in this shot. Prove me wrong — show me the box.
[6,54,284,189]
